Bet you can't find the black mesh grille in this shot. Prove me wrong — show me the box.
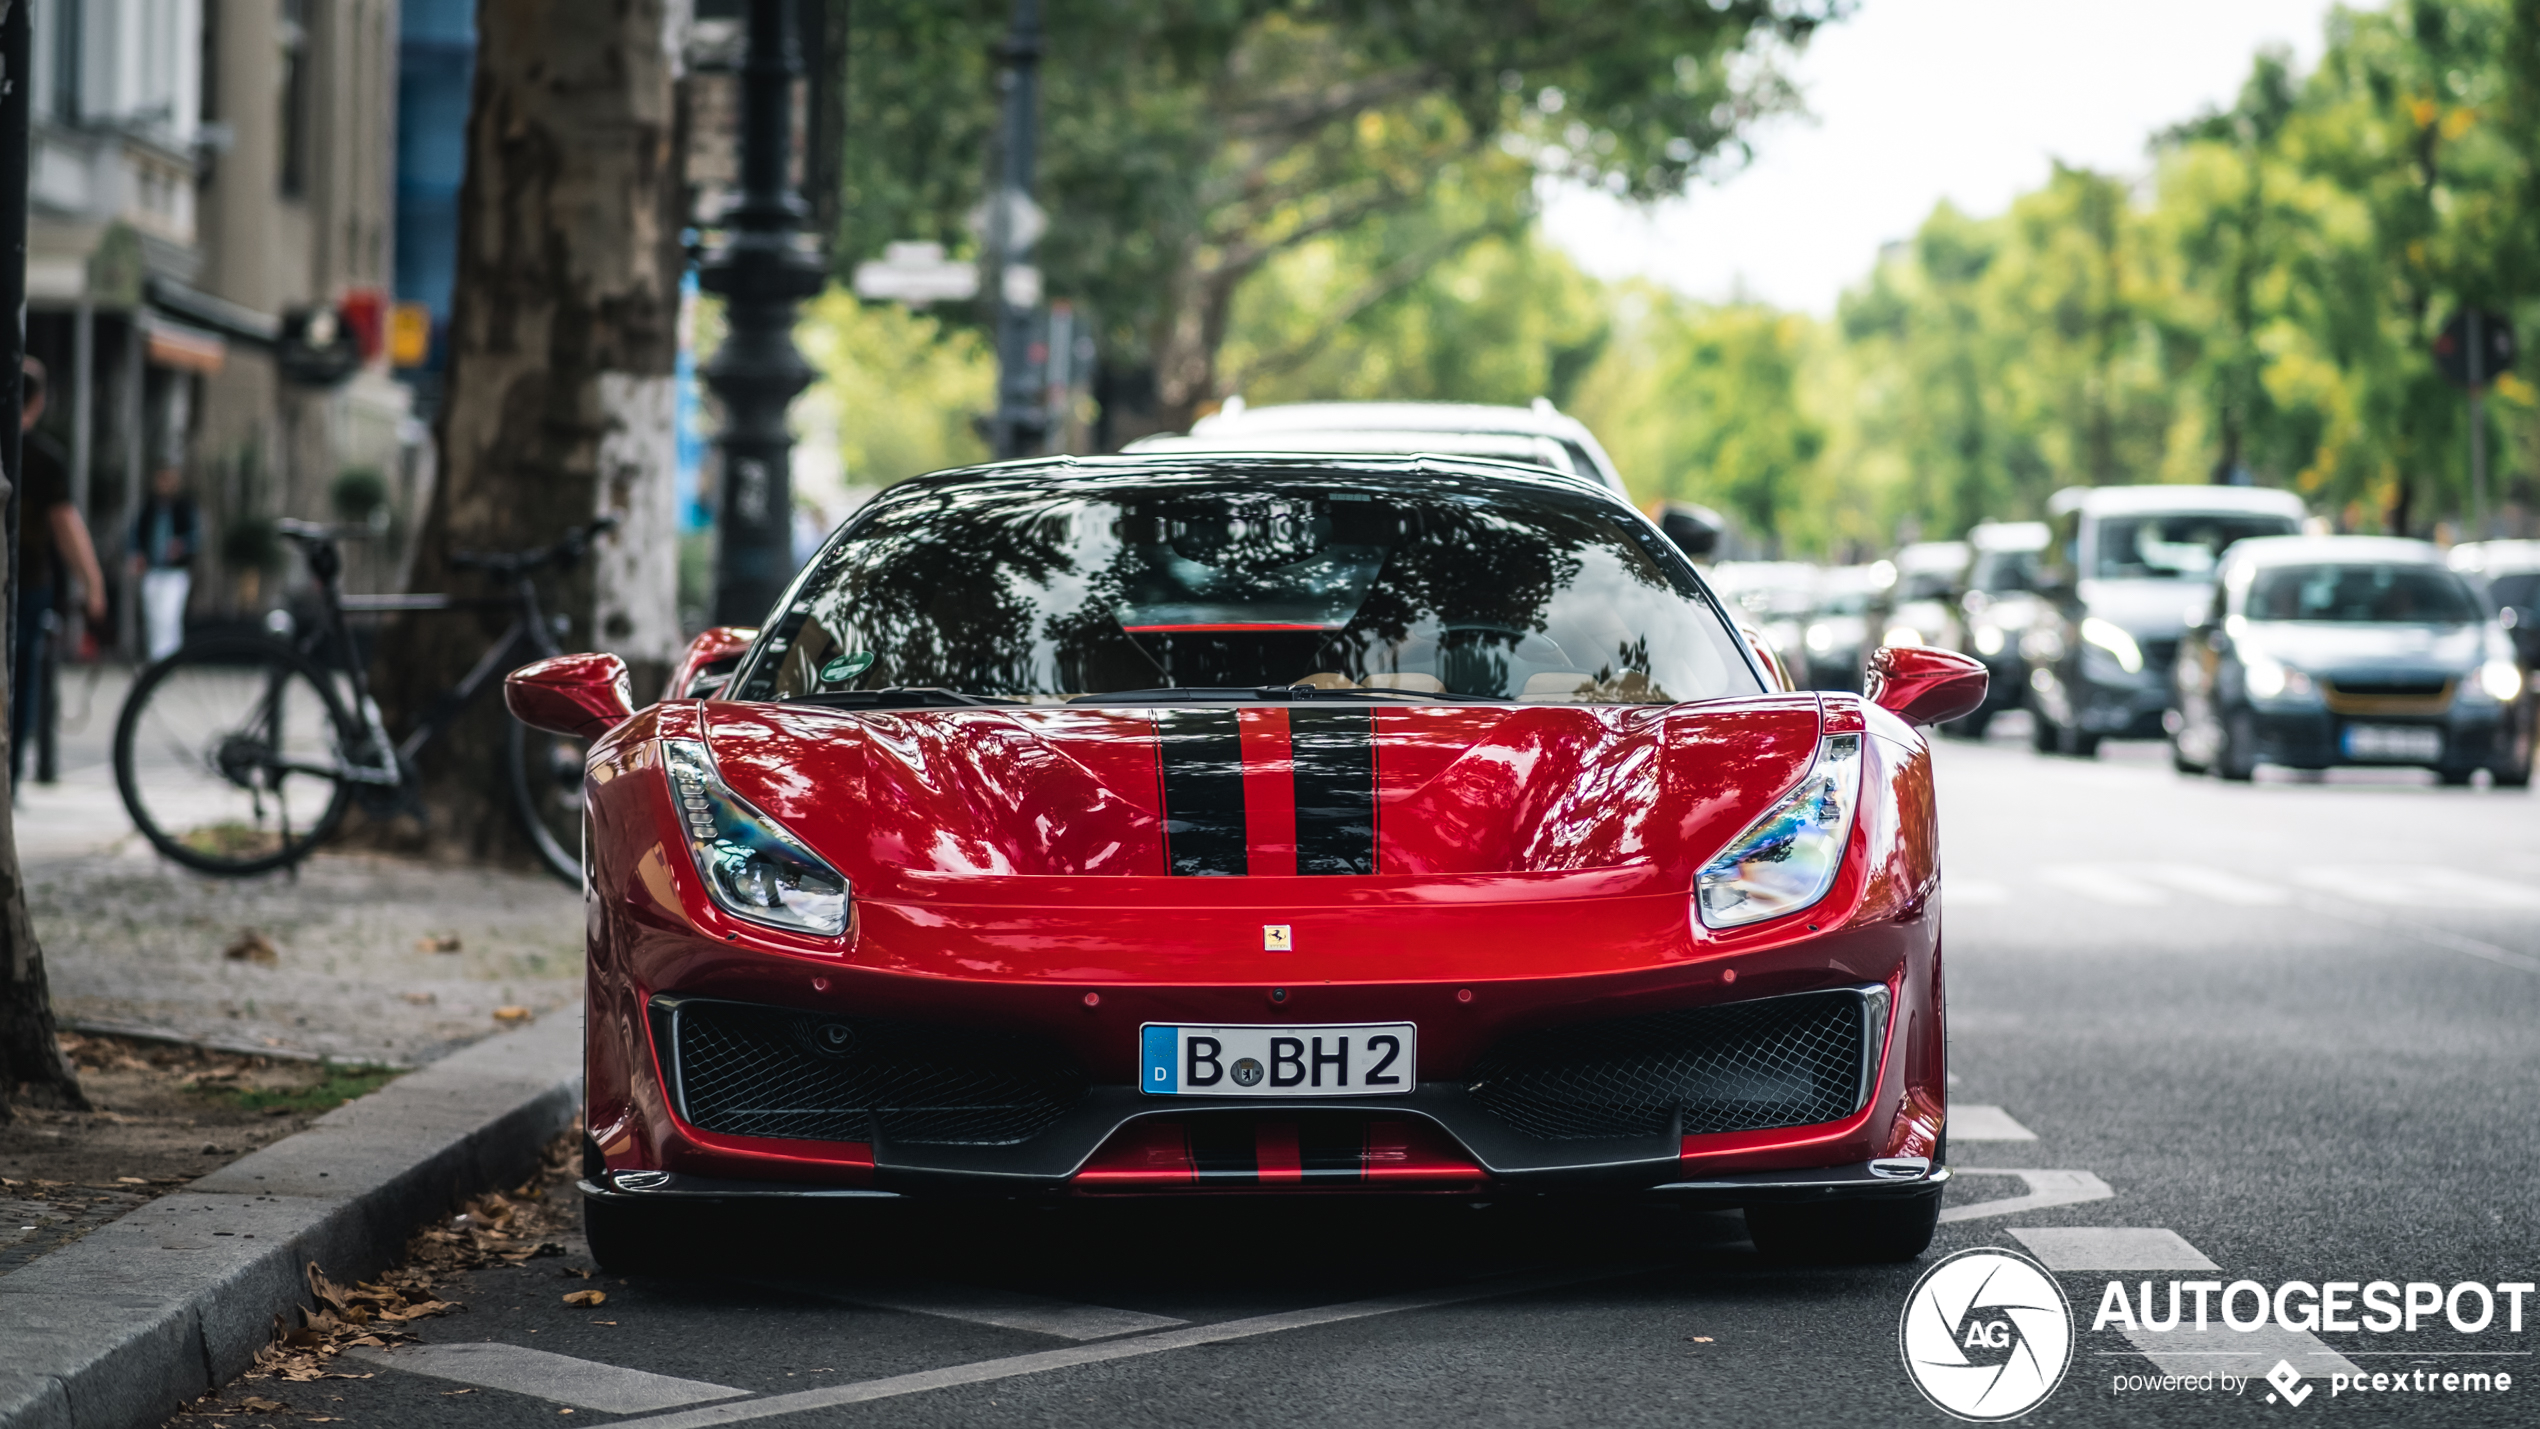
[2141,638,2182,677]
[668,1000,1086,1146]
[1467,990,1873,1141]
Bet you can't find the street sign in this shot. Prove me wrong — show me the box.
[852,241,980,305]
[2433,308,2516,388]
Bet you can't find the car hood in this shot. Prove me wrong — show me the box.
[2246,621,2484,674]
[2076,579,2212,637]
[699,697,1827,896]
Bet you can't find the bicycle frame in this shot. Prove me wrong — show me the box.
[304,553,567,788]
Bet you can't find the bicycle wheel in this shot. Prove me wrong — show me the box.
[114,636,361,875]
[507,717,588,885]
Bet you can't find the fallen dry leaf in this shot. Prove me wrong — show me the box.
[563,1289,607,1307]
[413,934,463,953]
[493,1006,533,1025]
[115,1176,149,1185]
[224,930,279,965]
[236,1397,286,1413]
[399,991,436,1006]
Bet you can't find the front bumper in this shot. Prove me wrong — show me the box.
[611,980,1921,1196]
[2245,704,2507,770]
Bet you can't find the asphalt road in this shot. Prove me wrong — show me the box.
[205,717,2540,1427]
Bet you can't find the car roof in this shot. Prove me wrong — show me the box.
[2047,483,2307,519]
[1968,521,2050,553]
[2218,535,2448,570]
[1893,540,1969,571]
[2450,539,2540,575]
[1126,429,1616,495]
[872,451,1646,516]
[1188,399,1591,441]
[1135,398,1630,497]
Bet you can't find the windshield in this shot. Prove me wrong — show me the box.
[2246,563,2483,624]
[1967,550,2040,594]
[2487,572,2540,611]
[2094,513,2297,579]
[729,469,1761,705]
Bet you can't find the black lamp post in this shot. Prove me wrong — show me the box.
[986,0,1046,460]
[703,0,828,626]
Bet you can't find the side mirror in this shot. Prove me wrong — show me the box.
[1866,645,1989,727]
[667,625,760,701]
[1658,501,1722,559]
[505,653,634,738]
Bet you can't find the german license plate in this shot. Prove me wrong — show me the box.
[2342,724,2443,762]
[1139,1023,1414,1097]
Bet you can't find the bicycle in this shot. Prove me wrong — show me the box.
[111,516,619,881]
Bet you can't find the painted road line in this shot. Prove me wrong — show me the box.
[1948,1105,2038,1142]
[2294,865,2540,911]
[2040,866,2167,906]
[2298,898,2540,977]
[2009,1228,2215,1270]
[1944,878,2012,906]
[2134,864,2288,906]
[608,1268,1634,1428]
[343,1343,747,1413]
[814,1281,1186,1341]
[2010,1227,2361,1380]
[1937,1169,2114,1223]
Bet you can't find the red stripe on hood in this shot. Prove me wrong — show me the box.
[1237,707,1299,877]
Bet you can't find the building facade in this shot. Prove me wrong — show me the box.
[27,0,417,650]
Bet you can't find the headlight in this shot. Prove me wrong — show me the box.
[2242,655,2314,702]
[1973,624,2005,656]
[2079,617,2143,675]
[1882,626,1923,648]
[1696,733,1863,930]
[1806,622,1834,653]
[661,739,850,937]
[2477,660,2523,703]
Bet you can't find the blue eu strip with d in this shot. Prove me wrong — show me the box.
[1142,1025,1178,1094]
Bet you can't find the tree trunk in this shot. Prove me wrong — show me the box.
[0,789,85,1120]
[0,0,83,1122]
[1148,250,1252,433]
[368,0,686,863]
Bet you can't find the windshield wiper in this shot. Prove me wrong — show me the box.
[791,687,1023,709]
[1068,685,1512,706]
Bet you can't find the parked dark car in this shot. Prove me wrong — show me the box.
[2170,536,2531,785]
[2023,485,2305,757]
[1944,521,2049,738]
[2452,540,2540,670]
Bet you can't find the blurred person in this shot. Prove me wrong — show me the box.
[12,358,109,781]
[128,464,198,660]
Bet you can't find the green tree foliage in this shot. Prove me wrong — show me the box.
[1570,291,1826,553]
[837,0,1843,433]
[1836,0,2540,539]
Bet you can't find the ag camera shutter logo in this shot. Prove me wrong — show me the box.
[1900,1247,2075,1420]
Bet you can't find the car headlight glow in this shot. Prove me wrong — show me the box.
[1972,624,2005,656]
[2241,655,2314,701]
[2079,617,2143,675]
[2477,660,2522,703]
[1806,622,1834,653]
[1883,626,1923,648]
[1695,733,1863,930]
[661,738,850,937]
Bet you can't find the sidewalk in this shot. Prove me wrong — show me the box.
[17,661,584,1067]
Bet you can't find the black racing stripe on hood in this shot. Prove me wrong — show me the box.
[1156,709,1247,876]
[1290,707,1377,875]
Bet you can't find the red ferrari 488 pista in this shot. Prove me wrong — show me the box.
[508,455,1986,1268]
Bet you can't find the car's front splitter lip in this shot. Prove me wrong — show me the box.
[579,1158,1950,1205]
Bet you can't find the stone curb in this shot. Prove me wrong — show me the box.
[0,1005,583,1429]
